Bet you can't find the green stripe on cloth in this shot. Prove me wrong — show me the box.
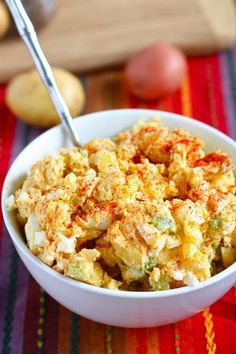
[2,248,19,354]
[70,313,79,354]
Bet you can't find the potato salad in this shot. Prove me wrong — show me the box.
[8,118,236,290]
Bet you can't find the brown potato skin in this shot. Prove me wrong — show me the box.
[0,2,10,39]
[125,43,187,100]
[6,68,85,128]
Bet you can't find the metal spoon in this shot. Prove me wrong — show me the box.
[5,0,81,147]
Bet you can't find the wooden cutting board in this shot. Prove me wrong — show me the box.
[0,0,236,83]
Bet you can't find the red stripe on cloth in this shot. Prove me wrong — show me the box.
[169,88,182,115]
[188,55,229,135]
[140,99,161,110]
[188,58,213,125]
[211,296,236,323]
[161,95,174,112]
[23,277,41,354]
[129,85,183,113]
[0,88,15,187]
[212,316,236,354]
[220,288,236,305]
[191,313,208,354]
[0,89,16,189]
[178,318,195,354]
[127,93,141,109]
[0,88,16,238]
[0,86,4,104]
[158,325,175,353]
[137,328,148,354]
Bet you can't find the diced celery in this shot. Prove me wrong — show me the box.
[79,150,87,157]
[209,217,222,231]
[152,216,175,233]
[152,275,170,290]
[139,256,157,274]
[156,277,170,290]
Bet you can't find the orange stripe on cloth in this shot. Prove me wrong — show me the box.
[146,328,160,354]
[86,69,132,112]
[79,317,107,354]
[181,70,192,117]
[85,72,108,113]
[112,327,126,354]
[57,306,71,354]
[117,70,132,108]
[104,71,118,109]
[104,70,131,109]
[126,329,138,354]
[203,308,217,354]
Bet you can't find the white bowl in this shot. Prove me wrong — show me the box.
[2,109,236,328]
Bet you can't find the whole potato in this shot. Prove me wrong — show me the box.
[125,43,187,100]
[6,68,85,128]
[0,1,10,39]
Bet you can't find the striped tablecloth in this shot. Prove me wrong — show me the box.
[1,48,236,354]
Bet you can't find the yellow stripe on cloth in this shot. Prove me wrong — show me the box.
[106,326,113,354]
[181,72,192,117]
[203,308,217,354]
[37,289,46,353]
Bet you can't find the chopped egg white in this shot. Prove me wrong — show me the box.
[6,195,15,211]
[172,269,185,281]
[34,231,47,247]
[183,272,199,286]
[56,234,76,253]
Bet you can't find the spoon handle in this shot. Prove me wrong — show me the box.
[6,0,81,147]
